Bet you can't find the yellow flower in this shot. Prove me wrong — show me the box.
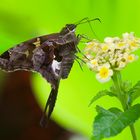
[101,44,109,52]
[86,42,94,48]
[86,59,98,70]
[127,54,138,62]
[129,40,140,51]
[130,41,137,47]
[117,42,126,49]
[91,59,98,66]
[96,64,113,83]
[85,40,100,53]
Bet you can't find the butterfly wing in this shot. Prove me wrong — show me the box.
[0,31,78,127]
[0,37,60,126]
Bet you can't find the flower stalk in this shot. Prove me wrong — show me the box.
[112,71,137,140]
[130,124,137,140]
[112,71,127,110]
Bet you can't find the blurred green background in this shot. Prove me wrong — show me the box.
[0,0,140,140]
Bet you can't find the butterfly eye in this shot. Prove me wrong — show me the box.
[66,24,76,32]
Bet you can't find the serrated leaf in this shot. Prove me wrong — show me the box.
[128,81,140,103]
[93,104,140,140]
[89,90,115,106]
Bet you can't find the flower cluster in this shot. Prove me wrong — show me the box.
[84,32,140,83]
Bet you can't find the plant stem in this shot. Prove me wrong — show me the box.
[112,71,127,110]
[112,71,137,140]
[130,124,137,140]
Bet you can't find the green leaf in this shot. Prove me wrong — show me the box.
[110,81,132,95]
[121,81,132,93]
[92,104,140,140]
[110,85,117,94]
[89,90,115,106]
[128,81,140,103]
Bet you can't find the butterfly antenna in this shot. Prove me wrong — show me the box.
[76,17,101,26]
[75,18,101,40]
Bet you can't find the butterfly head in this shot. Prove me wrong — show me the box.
[60,24,77,35]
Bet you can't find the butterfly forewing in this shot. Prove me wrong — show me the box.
[0,23,79,127]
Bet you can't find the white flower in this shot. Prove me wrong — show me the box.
[96,63,113,83]
[85,40,99,52]
[91,59,98,67]
[115,61,126,70]
[86,62,94,69]
[87,59,99,70]
[123,32,135,40]
[110,59,116,66]
[85,54,93,59]
[104,37,114,43]
[116,52,128,62]
[127,54,139,62]
[104,37,120,43]
[86,41,95,46]
[113,37,120,42]
[101,43,110,52]
[129,40,140,52]
[116,41,128,49]
[84,32,140,83]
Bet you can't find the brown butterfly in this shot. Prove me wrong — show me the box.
[0,18,100,127]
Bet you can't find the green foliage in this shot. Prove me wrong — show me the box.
[92,72,140,140]
[128,81,140,104]
[110,85,117,94]
[121,81,132,93]
[89,90,115,106]
[92,104,140,140]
